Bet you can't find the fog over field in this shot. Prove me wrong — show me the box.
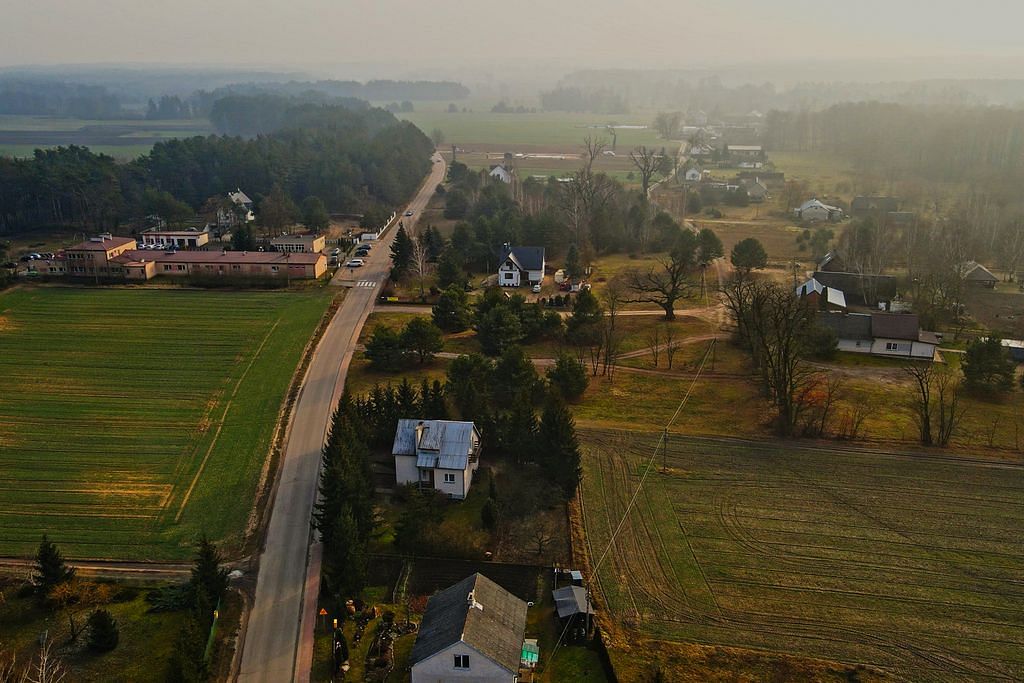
[2,0,1024,79]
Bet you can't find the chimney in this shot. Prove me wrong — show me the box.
[467,590,483,611]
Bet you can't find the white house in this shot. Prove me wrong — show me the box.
[411,573,528,683]
[497,245,545,287]
[392,419,481,500]
[218,189,255,226]
[489,165,513,184]
[684,166,703,182]
[795,198,844,222]
[817,312,939,361]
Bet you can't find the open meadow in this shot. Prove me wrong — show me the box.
[0,286,332,561]
[578,428,1024,681]
[0,115,213,160]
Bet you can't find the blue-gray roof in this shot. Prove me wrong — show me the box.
[552,585,591,619]
[392,419,479,470]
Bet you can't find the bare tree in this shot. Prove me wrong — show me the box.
[903,363,966,446]
[601,278,627,378]
[582,136,607,172]
[645,324,662,368]
[625,241,698,320]
[629,146,661,197]
[663,322,678,370]
[653,112,683,140]
[22,635,67,683]
[410,238,432,301]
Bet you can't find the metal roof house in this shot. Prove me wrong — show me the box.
[410,573,528,683]
[817,312,939,360]
[962,261,998,287]
[795,199,844,223]
[393,419,481,499]
[796,277,847,310]
[498,245,545,287]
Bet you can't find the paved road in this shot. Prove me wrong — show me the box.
[237,153,445,683]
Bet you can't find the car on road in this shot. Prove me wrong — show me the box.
[531,283,542,293]
[404,210,414,217]
[345,258,365,267]
[330,247,341,257]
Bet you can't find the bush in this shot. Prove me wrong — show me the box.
[805,324,838,360]
[546,352,589,400]
[87,609,119,652]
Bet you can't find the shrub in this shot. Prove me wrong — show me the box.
[546,352,589,400]
[86,609,119,652]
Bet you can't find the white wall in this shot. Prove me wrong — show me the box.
[412,642,516,683]
[498,266,520,287]
[434,468,467,499]
[526,268,544,284]
[395,455,420,486]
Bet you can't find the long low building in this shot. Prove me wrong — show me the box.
[63,235,326,281]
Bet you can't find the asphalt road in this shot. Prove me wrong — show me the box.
[237,153,445,682]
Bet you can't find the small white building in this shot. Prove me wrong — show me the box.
[393,419,481,500]
[497,245,545,287]
[684,166,703,182]
[140,227,210,248]
[489,165,513,184]
[410,573,528,683]
[795,198,844,223]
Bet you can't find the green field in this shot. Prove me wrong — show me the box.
[580,428,1024,680]
[0,115,213,160]
[0,287,332,561]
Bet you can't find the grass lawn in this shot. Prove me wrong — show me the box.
[0,579,187,682]
[578,428,1024,681]
[0,286,332,560]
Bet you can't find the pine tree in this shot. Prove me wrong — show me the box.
[432,285,473,332]
[390,225,413,279]
[190,536,229,608]
[166,600,210,683]
[86,608,120,652]
[33,534,75,596]
[538,395,582,497]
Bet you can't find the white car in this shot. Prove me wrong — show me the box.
[345,258,365,268]
[532,283,542,293]
[404,210,414,217]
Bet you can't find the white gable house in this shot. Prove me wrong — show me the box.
[393,419,481,499]
[795,198,843,222]
[489,165,513,184]
[498,245,545,287]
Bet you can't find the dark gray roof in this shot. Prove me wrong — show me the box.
[552,586,592,619]
[816,312,872,341]
[871,313,920,341]
[963,261,998,282]
[411,573,527,673]
[812,271,897,304]
[851,196,899,212]
[392,419,478,470]
[499,246,545,272]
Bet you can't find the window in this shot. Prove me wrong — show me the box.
[443,473,456,483]
[503,272,514,280]
[885,342,899,351]
[454,654,469,669]
[164,265,172,271]
[232,264,241,271]
[271,266,279,272]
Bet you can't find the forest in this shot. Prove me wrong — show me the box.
[0,100,434,233]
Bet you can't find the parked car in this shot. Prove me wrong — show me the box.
[330,247,341,257]
[404,210,414,217]
[345,258,365,267]
[354,248,370,256]
[532,283,542,293]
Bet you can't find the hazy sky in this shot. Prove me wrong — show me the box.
[2,0,1022,75]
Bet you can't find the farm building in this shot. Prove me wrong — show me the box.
[489,165,514,184]
[961,261,998,287]
[796,277,847,310]
[795,199,844,222]
[410,573,528,683]
[739,177,769,201]
[498,245,545,287]
[64,234,138,278]
[817,251,847,273]
[811,271,897,307]
[726,144,764,159]
[392,419,481,500]
[850,196,900,219]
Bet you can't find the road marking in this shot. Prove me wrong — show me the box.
[356,280,376,288]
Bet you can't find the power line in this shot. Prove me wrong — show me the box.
[547,337,717,665]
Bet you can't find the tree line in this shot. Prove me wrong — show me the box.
[0,102,433,234]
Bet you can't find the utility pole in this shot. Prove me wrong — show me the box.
[662,427,668,472]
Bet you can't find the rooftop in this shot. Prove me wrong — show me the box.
[499,246,545,273]
[67,235,136,252]
[393,419,479,470]
[410,573,527,674]
[113,249,323,265]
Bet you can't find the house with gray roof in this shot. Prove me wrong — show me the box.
[393,419,481,499]
[498,245,545,287]
[796,277,847,310]
[961,261,998,288]
[795,198,844,222]
[816,312,938,360]
[411,573,528,683]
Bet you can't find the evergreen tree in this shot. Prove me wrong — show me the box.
[400,318,444,364]
[433,285,473,332]
[964,336,1015,391]
[500,401,538,464]
[547,352,590,400]
[390,225,414,278]
[86,609,119,653]
[230,224,255,251]
[33,535,75,596]
[446,354,495,420]
[190,535,229,608]
[565,243,582,280]
[320,504,366,600]
[301,196,330,232]
[475,306,524,356]
[364,326,406,370]
[537,395,582,497]
[420,226,446,261]
[730,237,768,276]
[166,599,210,683]
[492,346,541,403]
[436,249,468,289]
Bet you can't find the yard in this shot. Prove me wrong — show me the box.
[577,428,1024,681]
[0,286,333,560]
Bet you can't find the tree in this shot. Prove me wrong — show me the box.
[963,336,1015,391]
[731,237,768,276]
[32,535,74,597]
[625,232,698,320]
[432,285,473,332]
[258,184,298,236]
[190,535,229,608]
[904,364,966,446]
[436,249,468,290]
[410,238,432,301]
[430,128,445,146]
[230,224,255,251]
[566,289,604,374]
[537,395,582,497]
[301,196,329,232]
[475,306,524,356]
[143,189,193,228]
[86,609,119,653]
[697,228,723,263]
[390,224,414,279]
[492,346,541,404]
[686,192,702,215]
[565,243,582,280]
[629,146,661,197]
[364,326,406,370]
[446,354,495,420]
[444,189,469,219]
[547,352,589,400]
[652,112,682,140]
[400,318,444,364]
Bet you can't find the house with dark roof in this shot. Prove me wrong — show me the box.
[393,419,481,499]
[817,251,846,273]
[795,199,844,223]
[961,261,998,288]
[498,245,545,287]
[850,196,900,219]
[796,277,847,310]
[817,312,939,360]
[812,271,898,307]
[411,573,528,683]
